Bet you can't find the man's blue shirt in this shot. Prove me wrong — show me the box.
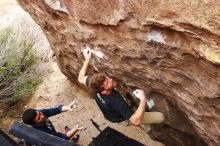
[32,105,69,140]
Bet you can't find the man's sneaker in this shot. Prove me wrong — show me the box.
[71,134,80,143]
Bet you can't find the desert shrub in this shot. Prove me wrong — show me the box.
[0,27,42,105]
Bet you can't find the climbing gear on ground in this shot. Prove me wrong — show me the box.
[90,119,102,132]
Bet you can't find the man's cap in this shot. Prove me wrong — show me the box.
[22,108,37,125]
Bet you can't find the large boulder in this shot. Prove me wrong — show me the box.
[16,0,220,146]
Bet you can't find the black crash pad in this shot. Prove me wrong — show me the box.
[9,121,79,146]
[0,130,19,146]
[88,126,145,146]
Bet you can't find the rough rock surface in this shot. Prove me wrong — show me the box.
[16,0,220,146]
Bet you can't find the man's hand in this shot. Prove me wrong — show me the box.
[129,89,147,125]
[62,101,75,112]
[75,125,86,131]
[67,101,75,111]
[133,89,147,102]
[66,124,86,138]
[83,47,91,61]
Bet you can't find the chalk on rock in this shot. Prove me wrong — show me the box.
[147,30,164,43]
[147,99,155,109]
[82,46,105,59]
[91,50,104,58]
[44,0,69,13]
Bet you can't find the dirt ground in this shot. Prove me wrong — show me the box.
[1,61,164,146]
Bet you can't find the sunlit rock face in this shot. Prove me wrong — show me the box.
[17,0,220,146]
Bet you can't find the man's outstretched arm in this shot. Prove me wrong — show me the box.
[66,125,86,139]
[61,101,75,112]
[78,47,91,85]
[48,125,85,140]
[129,89,147,125]
[40,101,75,117]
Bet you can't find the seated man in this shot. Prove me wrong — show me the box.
[78,47,165,125]
[22,101,85,141]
